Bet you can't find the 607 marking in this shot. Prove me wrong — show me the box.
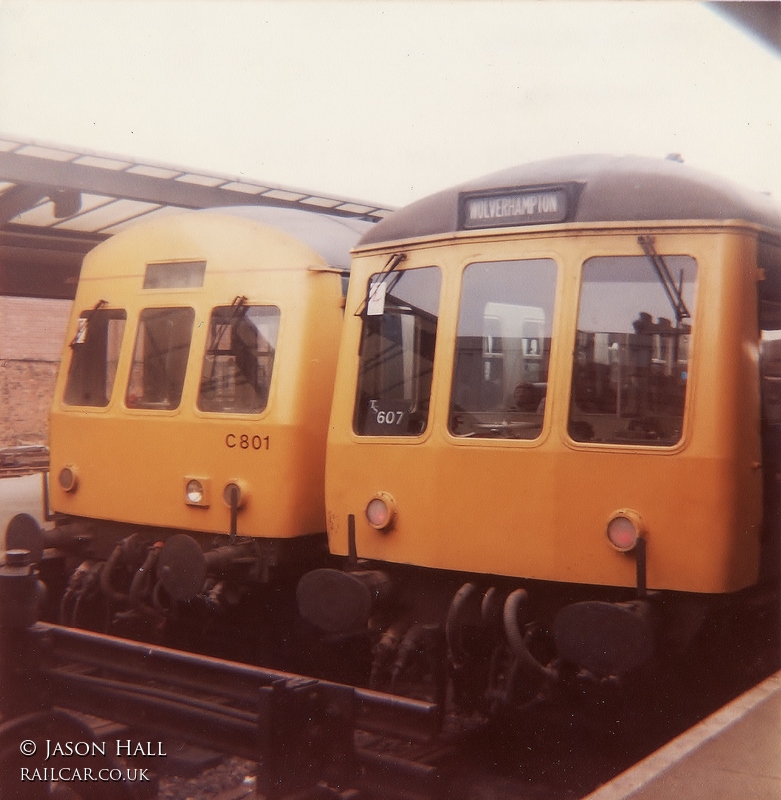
[226,433,270,450]
[375,410,405,425]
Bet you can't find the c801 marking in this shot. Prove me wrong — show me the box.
[226,433,270,450]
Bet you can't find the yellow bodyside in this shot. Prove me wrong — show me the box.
[326,225,764,593]
[50,211,345,539]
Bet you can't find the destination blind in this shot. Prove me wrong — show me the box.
[461,187,568,229]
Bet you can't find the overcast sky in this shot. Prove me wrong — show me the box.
[0,0,779,208]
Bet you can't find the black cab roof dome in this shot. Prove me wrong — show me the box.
[359,154,781,246]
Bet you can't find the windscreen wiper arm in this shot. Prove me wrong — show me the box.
[354,253,407,317]
[638,235,691,325]
[69,299,107,348]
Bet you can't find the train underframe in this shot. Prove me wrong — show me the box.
[6,511,780,723]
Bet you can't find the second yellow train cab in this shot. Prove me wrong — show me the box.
[49,207,370,573]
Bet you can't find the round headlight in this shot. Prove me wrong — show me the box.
[366,492,396,531]
[186,479,205,505]
[606,510,644,552]
[58,466,78,492]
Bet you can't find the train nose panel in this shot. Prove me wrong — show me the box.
[553,600,655,677]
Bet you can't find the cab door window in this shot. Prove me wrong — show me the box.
[569,254,697,445]
[198,305,280,414]
[759,241,781,427]
[354,266,441,436]
[63,307,127,407]
[449,259,557,439]
[126,307,195,410]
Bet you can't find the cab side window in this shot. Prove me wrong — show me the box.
[63,308,127,407]
[568,254,697,445]
[354,266,441,436]
[198,305,280,414]
[759,241,781,428]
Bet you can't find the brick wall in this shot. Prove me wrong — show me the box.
[0,297,72,447]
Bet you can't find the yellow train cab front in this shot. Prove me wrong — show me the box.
[49,207,369,586]
[325,156,780,598]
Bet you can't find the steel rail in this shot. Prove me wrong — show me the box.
[36,621,442,741]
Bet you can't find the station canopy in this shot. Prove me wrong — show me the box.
[0,136,394,300]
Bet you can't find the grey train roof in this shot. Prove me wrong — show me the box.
[203,205,374,267]
[359,154,781,247]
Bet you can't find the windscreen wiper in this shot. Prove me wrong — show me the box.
[201,295,248,388]
[638,235,691,325]
[208,295,248,353]
[354,252,407,317]
[69,299,107,348]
